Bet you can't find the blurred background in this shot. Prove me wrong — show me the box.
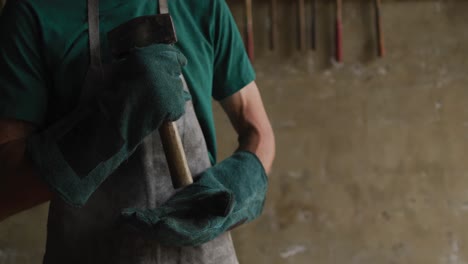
[2,0,468,263]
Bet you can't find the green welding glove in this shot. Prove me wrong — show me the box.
[27,44,188,207]
[121,151,268,247]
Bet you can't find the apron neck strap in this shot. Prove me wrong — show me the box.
[159,0,169,14]
[87,0,102,68]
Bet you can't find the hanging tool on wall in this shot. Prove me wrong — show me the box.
[298,0,307,51]
[335,0,343,63]
[311,0,317,50]
[245,0,255,61]
[374,0,385,57]
[270,0,278,50]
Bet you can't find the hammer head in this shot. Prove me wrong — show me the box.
[108,14,177,59]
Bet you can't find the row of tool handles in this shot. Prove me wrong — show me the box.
[242,0,385,63]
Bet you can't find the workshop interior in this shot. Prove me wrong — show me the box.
[1,0,468,263]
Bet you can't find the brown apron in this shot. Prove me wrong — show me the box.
[42,0,239,263]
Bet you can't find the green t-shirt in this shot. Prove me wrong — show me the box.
[0,0,255,164]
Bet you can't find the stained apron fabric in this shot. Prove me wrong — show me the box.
[44,47,238,264]
[43,93,239,264]
[41,0,239,261]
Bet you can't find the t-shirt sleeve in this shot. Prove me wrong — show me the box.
[0,1,48,125]
[211,0,256,101]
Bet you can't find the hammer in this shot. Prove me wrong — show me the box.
[107,14,193,189]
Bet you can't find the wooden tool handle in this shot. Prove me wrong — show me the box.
[270,0,278,50]
[311,0,317,50]
[298,0,307,51]
[335,0,343,63]
[159,121,193,189]
[245,0,255,62]
[375,0,385,57]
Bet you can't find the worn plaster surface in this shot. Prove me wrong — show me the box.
[219,1,468,263]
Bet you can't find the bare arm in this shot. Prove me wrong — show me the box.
[0,119,52,222]
[220,81,275,174]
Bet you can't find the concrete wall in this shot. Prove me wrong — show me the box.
[2,0,468,263]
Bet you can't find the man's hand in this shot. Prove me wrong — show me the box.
[119,81,275,246]
[27,44,189,207]
[0,44,191,219]
[0,119,52,222]
[121,151,267,247]
[109,44,189,148]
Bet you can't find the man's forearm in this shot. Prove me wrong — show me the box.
[220,82,275,174]
[0,139,52,222]
[237,125,275,174]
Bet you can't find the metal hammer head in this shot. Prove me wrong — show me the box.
[107,14,177,59]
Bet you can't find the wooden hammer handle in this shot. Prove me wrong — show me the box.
[159,121,193,188]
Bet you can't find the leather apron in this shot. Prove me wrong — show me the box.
[42,0,239,263]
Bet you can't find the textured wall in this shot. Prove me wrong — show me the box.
[2,0,468,263]
[220,0,468,263]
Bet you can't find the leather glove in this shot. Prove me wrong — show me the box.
[27,44,188,207]
[121,151,268,247]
